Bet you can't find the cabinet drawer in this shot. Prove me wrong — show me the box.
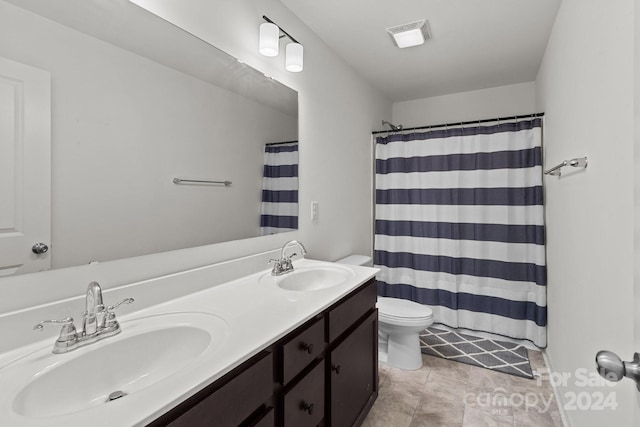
[283,361,325,427]
[167,352,273,427]
[251,407,274,427]
[281,317,325,384]
[328,279,377,342]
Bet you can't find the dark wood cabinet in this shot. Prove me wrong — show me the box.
[252,408,275,427]
[329,310,378,427]
[283,361,325,426]
[147,351,274,427]
[280,316,325,384]
[327,279,377,342]
[148,278,377,427]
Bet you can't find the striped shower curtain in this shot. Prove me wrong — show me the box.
[374,119,547,347]
[260,142,299,235]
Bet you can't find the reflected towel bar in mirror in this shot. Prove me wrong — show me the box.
[544,157,588,176]
[173,178,232,186]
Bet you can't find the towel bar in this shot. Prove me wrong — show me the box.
[173,177,232,186]
[544,157,588,176]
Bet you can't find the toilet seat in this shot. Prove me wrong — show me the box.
[377,297,433,322]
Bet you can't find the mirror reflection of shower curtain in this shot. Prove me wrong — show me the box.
[374,119,547,347]
[260,142,299,235]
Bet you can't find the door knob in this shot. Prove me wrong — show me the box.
[32,243,49,254]
[595,350,640,391]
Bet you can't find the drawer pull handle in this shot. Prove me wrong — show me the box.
[300,342,314,354]
[331,364,342,375]
[300,402,314,415]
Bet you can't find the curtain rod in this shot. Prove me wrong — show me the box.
[266,140,298,146]
[371,112,544,135]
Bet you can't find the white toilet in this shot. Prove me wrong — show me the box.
[336,255,434,371]
[376,297,433,370]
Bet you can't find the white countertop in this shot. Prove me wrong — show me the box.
[0,258,378,427]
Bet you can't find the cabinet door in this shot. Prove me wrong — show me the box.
[330,311,378,427]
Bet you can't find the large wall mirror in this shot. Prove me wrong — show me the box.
[0,0,298,274]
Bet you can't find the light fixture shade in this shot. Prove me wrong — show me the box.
[387,20,430,49]
[285,42,304,72]
[392,29,425,48]
[259,22,279,57]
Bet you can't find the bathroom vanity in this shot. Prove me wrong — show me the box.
[149,278,378,427]
[0,258,378,427]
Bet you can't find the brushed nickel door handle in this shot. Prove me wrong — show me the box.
[32,243,49,254]
[596,350,640,391]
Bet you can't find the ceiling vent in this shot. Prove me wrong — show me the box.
[386,19,431,49]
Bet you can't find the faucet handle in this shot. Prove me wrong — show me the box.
[33,316,75,332]
[269,258,284,275]
[107,298,134,311]
[283,253,296,270]
[33,317,78,348]
[103,298,134,329]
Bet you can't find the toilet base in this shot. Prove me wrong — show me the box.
[378,331,424,370]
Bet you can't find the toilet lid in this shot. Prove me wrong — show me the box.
[377,297,433,320]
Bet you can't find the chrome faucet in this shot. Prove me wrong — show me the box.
[33,281,134,354]
[270,240,307,276]
[82,281,104,335]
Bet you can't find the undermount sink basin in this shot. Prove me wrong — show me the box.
[262,264,356,291]
[1,312,229,422]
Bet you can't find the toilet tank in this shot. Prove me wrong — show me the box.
[335,254,372,267]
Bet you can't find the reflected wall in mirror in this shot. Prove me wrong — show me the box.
[0,0,298,275]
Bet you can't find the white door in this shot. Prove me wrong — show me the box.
[636,286,639,425]
[0,57,50,276]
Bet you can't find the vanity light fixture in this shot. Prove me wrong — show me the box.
[259,22,280,57]
[285,42,303,72]
[259,15,304,72]
[387,19,431,48]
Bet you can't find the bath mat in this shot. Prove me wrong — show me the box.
[419,327,534,379]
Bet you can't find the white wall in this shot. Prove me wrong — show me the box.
[0,0,389,316]
[392,82,536,127]
[536,0,636,425]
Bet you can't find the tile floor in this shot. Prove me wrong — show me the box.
[363,350,563,427]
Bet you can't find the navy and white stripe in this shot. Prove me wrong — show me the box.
[375,119,547,347]
[260,142,298,235]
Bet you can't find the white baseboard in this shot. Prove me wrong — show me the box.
[541,349,571,427]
